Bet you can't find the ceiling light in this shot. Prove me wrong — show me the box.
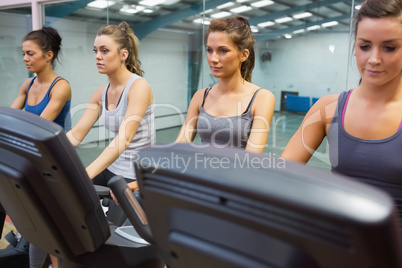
[87,0,115,9]
[293,29,305,34]
[211,11,232,18]
[293,12,312,19]
[230,6,253,13]
[307,25,320,31]
[275,17,293,23]
[355,5,361,10]
[139,0,166,6]
[163,0,180,4]
[217,2,235,9]
[193,18,211,25]
[143,9,153,13]
[257,21,275,27]
[251,0,274,8]
[250,26,259,33]
[120,5,145,14]
[236,0,250,2]
[284,34,292,39]
[204,9,214,14]
[120,7,137,14]
[322,21,339,28]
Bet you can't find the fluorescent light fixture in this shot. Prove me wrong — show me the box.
[87,0,115,9]
[193,18,211,25]
[139,0,166,6]
[355,5,361,10]
[211,11,232,18]
[164,0,180,4]
[120,5,145,14]
[251,0,274,7]
[120,7,138,14]
[257,21,275,27]
[307,25,320,31]
[284,34,292,39]
[322,21,339,28]
[204,9,214,14]
[250,26,259,32]
[293,29,305,34]
[230,5,253,13]
[275,17,293,23]
[236,0,250,2]
[217,2,235,9]
[143,9,153,13]
[293,12,312,19]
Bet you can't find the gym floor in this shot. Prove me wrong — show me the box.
[0,111,331,249]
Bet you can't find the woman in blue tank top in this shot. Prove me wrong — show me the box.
[176,16,275,153]
[66,22,154,199]
[11,27,71,131]
[282,0,402,228]
[10,27,71,268]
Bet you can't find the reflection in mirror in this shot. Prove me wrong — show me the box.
[0,0,363,167]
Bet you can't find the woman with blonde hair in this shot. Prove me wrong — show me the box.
[67,21,154,194]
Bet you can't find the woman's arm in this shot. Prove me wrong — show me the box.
[10,79,31,109]
[281,94,338,163]
[40,79,71,121]
[85,78,153,179]
[176,89,205,143]
[66,86,104,147]
[246,89,275,154]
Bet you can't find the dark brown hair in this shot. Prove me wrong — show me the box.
[354,0,402,84]
[204,16,256,82]
[23,27,62,67]
[355,0,402,35]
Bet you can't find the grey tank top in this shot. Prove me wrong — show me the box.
[328,89,402,222]
[197,87,261,148]
[101,74,155,180]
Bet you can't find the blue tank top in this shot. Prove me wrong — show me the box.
[25,76,71,131]
[197,87,262,148]
[328,89,402,222]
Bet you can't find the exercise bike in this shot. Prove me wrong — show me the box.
[0,107,164,268]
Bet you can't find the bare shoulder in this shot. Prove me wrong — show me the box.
[20,78,33,92]
[131,77,151,88]
[254,88,274,100]
[128,77,153,104]
[314,94,339,106]
[55,78,71,91]
[191,88,208,105]
[89,85,106,104]
[51,78,71,97]
[301,94,339,127]
[127,77,152,97]
[252,88,275,108]
[194,87,208,98]
[310,94,339,114]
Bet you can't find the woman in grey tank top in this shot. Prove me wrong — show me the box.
[281,0,402,228]
[67,22,154,196]
[176,16,275,153]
